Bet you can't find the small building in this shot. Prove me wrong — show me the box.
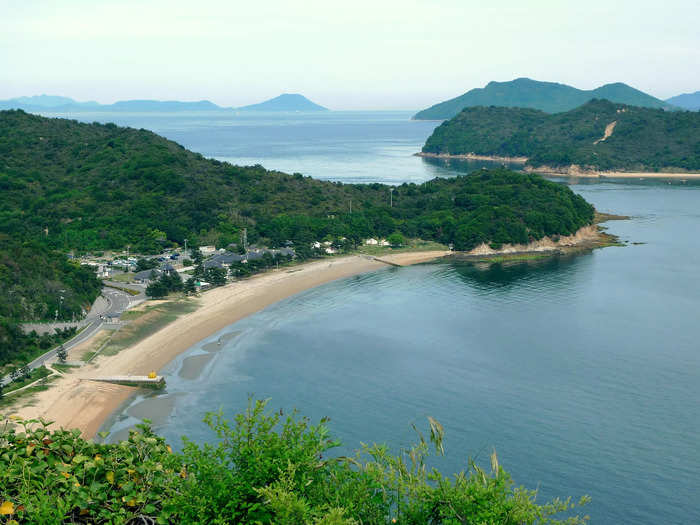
[365,238,379,245]
[203,252,244,269]
[134,269,161,284]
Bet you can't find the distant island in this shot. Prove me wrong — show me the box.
[413,78,676,120]
[0,109,598,366]
[236,93,328,112]
[0,93,328,113]
[420,99,700,175]
[665,90,700,111]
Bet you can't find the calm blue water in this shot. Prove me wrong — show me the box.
[86,111,700,524]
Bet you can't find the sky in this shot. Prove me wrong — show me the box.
[2,0,699,110]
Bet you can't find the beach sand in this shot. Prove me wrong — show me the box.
[7,252,448,438]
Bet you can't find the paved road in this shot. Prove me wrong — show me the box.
[1,285,143,387]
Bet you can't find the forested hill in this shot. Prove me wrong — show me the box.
[422,100,700,172]
[0,110,595,340]
[413,78,675,120]
[0,109,593,255]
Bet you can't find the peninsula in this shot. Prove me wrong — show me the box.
[1,109,600,373]
[420,99,700,176]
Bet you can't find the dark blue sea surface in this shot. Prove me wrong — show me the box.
[85,111,700,524]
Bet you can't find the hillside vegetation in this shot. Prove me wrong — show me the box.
[422,100,700,171]
[414,78,675,120]
[0,110,593,256]
[0,400,589,524]
[0,110,595,363]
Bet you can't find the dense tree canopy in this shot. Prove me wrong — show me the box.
[0,110,595,364]
[423,99,700,171]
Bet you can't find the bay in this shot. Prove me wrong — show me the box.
[73,110,700,524]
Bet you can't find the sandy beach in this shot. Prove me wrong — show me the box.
[7,252,448,438]
[523,165,700,179]
[415,152,529,163]
[416,153,700,179]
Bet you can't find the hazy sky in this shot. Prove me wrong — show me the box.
[2,0,699,109]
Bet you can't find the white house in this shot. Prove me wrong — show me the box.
[365,238,378,245]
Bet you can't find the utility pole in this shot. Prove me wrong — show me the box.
[242,228,248,262]
[389,187,394,208]
[184,238,188,254]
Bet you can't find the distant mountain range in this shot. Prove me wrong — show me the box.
[0,93,328,112]
[665,91,700,111]
[413,78,677,120]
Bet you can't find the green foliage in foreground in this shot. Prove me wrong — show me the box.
[423,99,700,171]
[0,400,589,524]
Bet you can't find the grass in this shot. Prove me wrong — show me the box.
[52,363,79,373]
[354,239,448,257]
[0,376,57,409]
[3,366,52,394]
[104,283,141,296]
[108,272,135,283]
[100,299,197,357]
[73,329,114,362]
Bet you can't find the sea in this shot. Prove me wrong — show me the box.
[47,110,700,524]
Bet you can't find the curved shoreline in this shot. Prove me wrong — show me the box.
[6,252,448,438]
[415,152,700,178]
[415,151,528,163]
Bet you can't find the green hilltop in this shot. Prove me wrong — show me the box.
[413,78,675,120]
[422,99,700,172]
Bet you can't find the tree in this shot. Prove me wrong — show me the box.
[205,267,227,287]
[191,247,204,266]
[56,344,67,363]
[184,277,197,295]
[20,365,31,380]
[135,258,158,272]
[387,232,406,247]
[146,280,168,299]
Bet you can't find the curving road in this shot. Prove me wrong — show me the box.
[1,284,145,387]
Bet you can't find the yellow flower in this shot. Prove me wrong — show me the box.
[127,499,136,507]
[0,501,15,515]
[74,482,81,488]
[166,445,173,454]
[106,471,115,484]
[94,454,103,462]
[61,471,71,478]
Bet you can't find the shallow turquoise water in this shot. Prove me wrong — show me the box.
[87,111,700,524]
